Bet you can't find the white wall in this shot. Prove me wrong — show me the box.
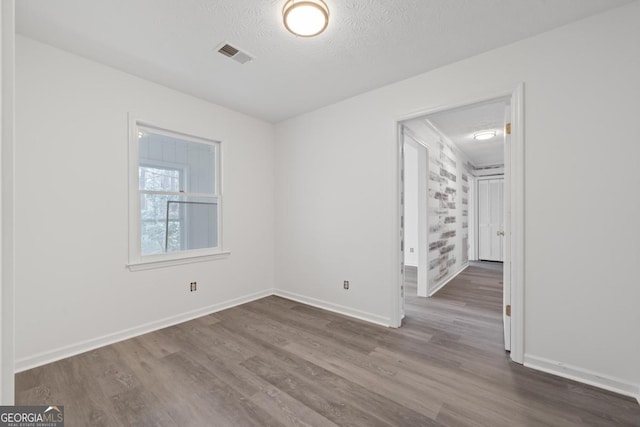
[14,36,276,369]
[403,138,418,267]
[275,2,640,396]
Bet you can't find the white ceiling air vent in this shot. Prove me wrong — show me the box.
[216,42,253,64]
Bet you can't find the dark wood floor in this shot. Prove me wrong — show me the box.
[16,264,640,426]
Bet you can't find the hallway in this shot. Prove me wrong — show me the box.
[403,263,640,425]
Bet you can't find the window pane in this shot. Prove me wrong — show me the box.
[139,166,181,192]
[140,194,218,255]
[167,197,218,252]
[139,129,216,194]
[140,193,177,255]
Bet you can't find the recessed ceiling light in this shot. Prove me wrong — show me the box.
[283,0,329,38]
[473,131,496,141]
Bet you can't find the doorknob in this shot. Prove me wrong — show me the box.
[497,231,505,236]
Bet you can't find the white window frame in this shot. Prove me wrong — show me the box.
[127,116,229,271]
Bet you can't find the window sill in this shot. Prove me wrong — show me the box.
[127,251,231,271]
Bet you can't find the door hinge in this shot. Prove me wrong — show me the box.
[506,122,511,135]
[505,305,511,317]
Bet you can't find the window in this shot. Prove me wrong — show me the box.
[128,120,227,270]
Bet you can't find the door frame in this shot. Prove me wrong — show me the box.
[392,83,525,364]
[1,0,16,404]
[401,126,430,299]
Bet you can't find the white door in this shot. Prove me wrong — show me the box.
[478,178,504,262]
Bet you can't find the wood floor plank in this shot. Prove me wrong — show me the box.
[249,383,340,427]
[110,387,179,427]
[241,354,432,427]
[282,341,444,419]
[161,351,284,427]
[110,338,227,426]
[15,262,640,426]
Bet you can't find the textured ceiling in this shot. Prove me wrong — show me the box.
[403,99,508,166]
[424,99,508,167]
[16,0,633,122]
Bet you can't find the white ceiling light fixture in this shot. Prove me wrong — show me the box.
[283,0,329,38]
[473,131,497,141]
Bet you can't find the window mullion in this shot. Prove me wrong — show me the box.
[139,190,217,198]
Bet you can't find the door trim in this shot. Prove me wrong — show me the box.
[392,83,525,364]
[1,0,16,404]
[402,126,430,298]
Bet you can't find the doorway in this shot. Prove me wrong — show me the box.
[402,129,428,301]
[394,85,524,364]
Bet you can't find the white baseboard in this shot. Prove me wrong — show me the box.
[274,289,390,327]
[14,287,640,407]
[427,263,469,297]
[14,289,274,373]
[16,288,391,372]
[524,354,640,401]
